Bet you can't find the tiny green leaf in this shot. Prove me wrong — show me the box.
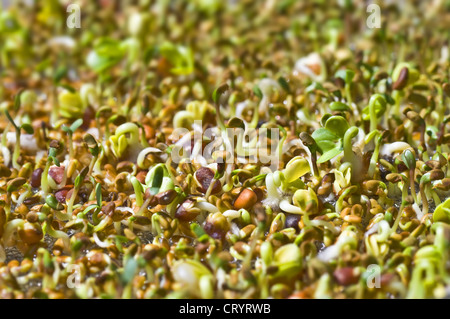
[277,77,291,93]
[335,69,355,85]
[253,85,263,100]
[96,183,102,207]
[70,119,83,132]
[21,123,34,134]
[14,89,24,112]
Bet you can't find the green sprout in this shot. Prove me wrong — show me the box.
[4,109,34,170]
[61,119,83,159]
[312,115,350,163]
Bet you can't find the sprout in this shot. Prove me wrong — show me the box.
[61,119,83,159]
[362,94,387,133]
[109,122,141,160]
[173,100,213,129]
[41,140,62,196]
[171,260,214,298]
[432,198,450,224]
[312,115,350,163]
[402,148,418,204]
[4,109,34,170]
[273,243,302,278]
[145,163,174,196]
[212,83,229,131]
[158,42,194,76]
[83,133,100,176]
[294,53,327,82]
[58,89,84,119]
[335,69,355,107]
[66,166,89,218]
[419,170,444,216]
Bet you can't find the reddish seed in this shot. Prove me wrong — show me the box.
[233,189,257,210]
[333,267,360,286]
[203,222,226,240]
[136,170,148,184]
[392,67,409,91]
[380,273,395,287]
[49,166,65,184]
[55,186,73,203]
[195,167,221,194]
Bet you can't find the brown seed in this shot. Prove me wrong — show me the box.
[7,177,27,192]
[380,273,395,287]
[53,238,65,255]
[26,212,38,223]
[115,172,131,192]
[124,228,137,241]
[143,125,155,139]
[253,187,264,202]
[0,164,11,178]
[135,170,148,184]
[55,186,73,203]
[134,216,151,225]
[429,169,444,181]
[343,215,362,223]
[175,199,200,222]
[433,178,450,191]
[49,140,61,149]
[101,202,116,217]
[195,167,221,194]
[117,161,134,173]
[15,204,28,216]
[233,188,258,210]
[65,188,79,203]
[18,223,43,245]
[155,189,177,205]
[425,160,441,170]
[30,168,43,188]
[204,212,229,240]
[23,195,40,206]
[49,166,65,184]
[392,67,409,90]
[333,267,360,286]
[240,224,256,238]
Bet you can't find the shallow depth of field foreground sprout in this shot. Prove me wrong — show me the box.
[0,0,449,299]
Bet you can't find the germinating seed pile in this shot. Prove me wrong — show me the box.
[0,1,449,299]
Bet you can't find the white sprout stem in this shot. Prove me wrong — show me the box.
[14,186,31,206]
[46,224,70,252]
[93,232,112,248]
[265,173,280,199]
[1,145,11,167]
[223,209,240,221]
[121,219,152,231]
[279,199,302,214]
[12,130,21,170]
[195,201,219,214]
[309,220,340,235]
[137,147,162,169]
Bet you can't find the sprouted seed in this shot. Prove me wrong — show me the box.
[0,1,449,300]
